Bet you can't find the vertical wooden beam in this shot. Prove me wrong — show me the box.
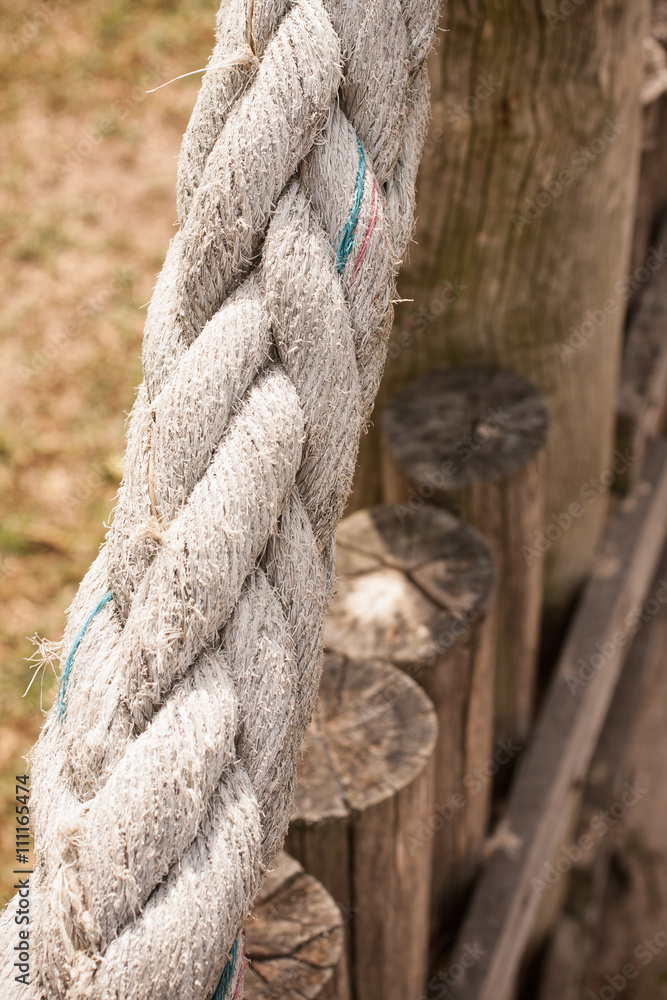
[244,852,350,1000]
[351,0,648,630]
[323,505,495,942]
[381,365,549,750]
[285,653,437,1000]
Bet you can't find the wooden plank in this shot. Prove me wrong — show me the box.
[533,539,667,999]
[580,538,667,820]
[616,216,667,494]
[447,437,667,1000]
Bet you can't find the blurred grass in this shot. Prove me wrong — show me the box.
[0,0,220,906]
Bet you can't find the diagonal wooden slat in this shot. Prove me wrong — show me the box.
[448,436,667,1000]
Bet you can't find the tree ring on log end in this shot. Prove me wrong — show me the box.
[382,365,550,491]
[325,505,495,668]
[244,852,346,999]
[292,653,437,823]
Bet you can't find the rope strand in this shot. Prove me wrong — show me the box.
[0,3,440,997]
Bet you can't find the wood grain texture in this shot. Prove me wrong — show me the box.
[285,653,438,1000]
[381,367,549,490]
[630,93,667,305]
[533,542,667,1000]
[630,0,667,298]
[245,852,349,1000]
[381,366,549,749]
[616,216,667,493]
[322,505,495,939]
[445,437,667,1000]
[350,0,649,623]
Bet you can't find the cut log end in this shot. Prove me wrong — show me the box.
[381,365,550,492]
[326,505,495,668]
[381,368,549,751]
[286,653,438,1000]
[293,652,438,822]
[245,852,347,1000]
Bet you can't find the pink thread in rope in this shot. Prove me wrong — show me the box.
[350,178,378,286]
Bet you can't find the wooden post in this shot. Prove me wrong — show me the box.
[285,651,437,1000]
[322,504,495,942]
[349,0,648,632]
[244,852,350,1000]
[381,365,549,752]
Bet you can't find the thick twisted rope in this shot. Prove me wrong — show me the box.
[0,1,439,997]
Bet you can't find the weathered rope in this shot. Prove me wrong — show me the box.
[0,1,439,997]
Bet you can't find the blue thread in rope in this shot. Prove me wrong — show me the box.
[334,135,366,275]
[57,585,240,994]
[213,938,240,1000]
[57,590,114,724]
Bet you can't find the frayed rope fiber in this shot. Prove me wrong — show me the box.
[0,1,440,998]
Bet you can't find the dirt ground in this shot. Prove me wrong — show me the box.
[0,0,220,906]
